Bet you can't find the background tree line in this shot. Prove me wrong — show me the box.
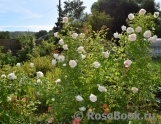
[53,0,161,39]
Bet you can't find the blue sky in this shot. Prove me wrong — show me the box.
[0,0,160,32]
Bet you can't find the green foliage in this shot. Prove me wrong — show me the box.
[48,9,161,124]
[63,0,86,20]
[16,34,36,62]
[85,11,113,35]
[0,31,10,39]
[35,30,48,39]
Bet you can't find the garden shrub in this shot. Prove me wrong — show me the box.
[0,9,160,124]
[48,9,161,124]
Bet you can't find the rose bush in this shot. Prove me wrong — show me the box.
[47,9,161,124]
[0,9,160,124]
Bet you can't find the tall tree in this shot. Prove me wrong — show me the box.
[63,0,86,21]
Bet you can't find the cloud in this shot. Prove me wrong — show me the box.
[0,25,54,32]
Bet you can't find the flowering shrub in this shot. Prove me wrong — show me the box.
[49,9,161,124]
[0,9,160,124]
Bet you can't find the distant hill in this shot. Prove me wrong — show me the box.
[9,31,36,38]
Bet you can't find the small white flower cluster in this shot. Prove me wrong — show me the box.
[75,84,107,111]
[52,54,66,66]
[7,72,17,80]
[114,9,159,42]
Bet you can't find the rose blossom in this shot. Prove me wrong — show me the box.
[7,72,17,80]
[148,35,157,42]
[57,55,65,62]
[53,53,59,59]
[62,17,68,23]
[128,34,137,41]
[63,44,68,50]
[124,59,132,68]
[121,25,126,31]
[126,27,134,34]
[135,26,142,33]
[72,33,78,39]
[79,106,86,111]
[36,71,44,78]
[113,32,119,38]
[93,61,101,68]
[54,32,58,37]
[97,84,107,92]
[89,94,97,102]
[77,46,85,53]
[75,95,83,102]
[81,54,86,60]
[143,30,151,38]
[58,39,64,45]
[139,9,146,15]
[102,51,110,58]
[131,87,138,93]
[128,13,134,20]
[52,59,57,66]
[154,12,159,18]
[69,60,77,68]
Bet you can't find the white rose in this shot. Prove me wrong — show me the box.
[8,72,17,80]
[36,71,44,78]
[62,17,68,23]
[53,53,59,59]
[58,39,64,45]
[126,27,134,34]
[54,32,58,37]
[16,63,20,66]
[52,98,55,101]
[30,63,34,67]
[121,25,126,31]
[124,59,132,68]
[93,61,101,68]
[75,95,83,102]
[139,9,146,15]
[37,79,42,83]
[154,12,159,18]
[69,60,77,68]
[79,106,86,111]
[131,87,138,93]
[63,44,68,50]
[102,51,110,58]
[89,94,97,102]
[135,26,142,33]
[55,79,61,83]
[128,34,137,41]
[128,13,134,20]
[148,35,157,42]
[97,84,107,92]
[113,32,119,38]
[52,59,57,66]
[77,46,85,53]
[143,30,151,38]
[57,55,65,62]
[72,33,78,39]
[81,54,86,60]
